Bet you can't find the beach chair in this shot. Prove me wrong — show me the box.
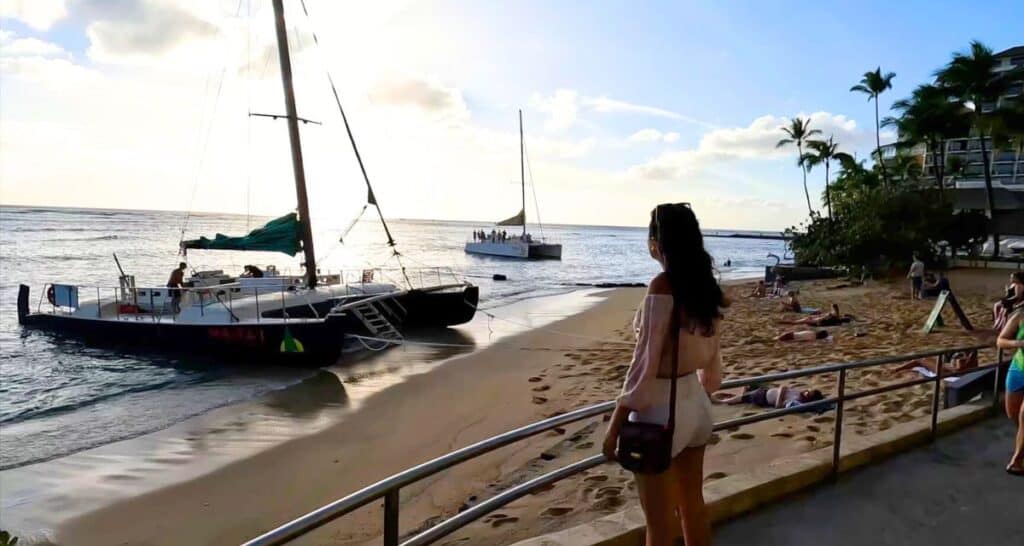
[943,360,1010,408]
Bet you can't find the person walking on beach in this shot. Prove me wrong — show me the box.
[603,203,723,546]
[996,309,1024,476]
[166,262,187,313]
[907,253,925,299]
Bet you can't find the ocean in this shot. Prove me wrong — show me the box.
[0,205,787,470]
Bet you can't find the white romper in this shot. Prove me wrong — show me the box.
[618,294,720,456]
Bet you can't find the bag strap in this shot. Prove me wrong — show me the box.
[666,297,681,433]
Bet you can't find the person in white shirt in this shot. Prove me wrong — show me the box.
[907,253,925,299]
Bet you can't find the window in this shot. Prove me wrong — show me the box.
[994,163,1015,175]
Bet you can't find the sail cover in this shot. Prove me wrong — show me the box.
[181,213,302,256]
[497,209,525,226]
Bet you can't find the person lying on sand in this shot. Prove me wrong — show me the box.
[778,304,851,326]
[747,280,766,298]
[889,350,979,377]
[778,291,801,312]
[775,329,832,342]
[712,385,825,409]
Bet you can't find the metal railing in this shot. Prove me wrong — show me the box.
[242,343,1008,546]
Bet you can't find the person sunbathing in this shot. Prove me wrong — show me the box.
[778,304,850,326]
[712,385,825,409]
[775,329,832,342]
[889,350,978,376]
[748,280,767,298]
[778,290,802,312]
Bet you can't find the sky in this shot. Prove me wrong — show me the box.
[1,0,1022,231]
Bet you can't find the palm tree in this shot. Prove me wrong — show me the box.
[851,67,896,184]
[936,41,1010,256]
[800,136,854,218]
[884,84,969,197]
[890,152,923,183]
[776,117,821,215]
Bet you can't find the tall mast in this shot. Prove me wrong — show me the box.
[271,0,317,288]
[519,109,526,237]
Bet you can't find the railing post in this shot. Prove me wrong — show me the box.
[383,489,400,546]
[831,368,846,480]
[994,348,1004,411]
[931,352,943,440]
[255,289,261,323]
[96,287,101,318]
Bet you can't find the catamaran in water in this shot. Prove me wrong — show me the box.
[17,0,478,365]
[465,110,562,260]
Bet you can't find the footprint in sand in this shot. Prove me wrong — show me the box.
[770,431,794,438]
[806,425,821,433]
[532,396,548,404]
[704,472,728,482]
[532,385,551,392]
[542,506,573,517]
[596,486,622,499]
[528,376,543,383]
[584,474,609,483]
[576,441,595,450]
[812,415,835,424]
[730,432,755,440]
[490,516,519,528]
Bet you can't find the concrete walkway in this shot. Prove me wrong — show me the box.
[716,416,1021,546]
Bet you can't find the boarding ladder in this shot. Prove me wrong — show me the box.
[349,299,404,346]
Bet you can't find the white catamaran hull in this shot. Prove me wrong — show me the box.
[464,240,562,259]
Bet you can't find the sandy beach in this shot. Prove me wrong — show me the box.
[32,268,1012,545]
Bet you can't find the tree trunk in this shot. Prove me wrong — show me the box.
[875,97,889,185]
[799,142,813,215]
[978,131,1000,257]
[935,138,945,198]
[824,160,832,218]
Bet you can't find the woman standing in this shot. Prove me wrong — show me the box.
[603,203,725,546]
[996,308,1024,476]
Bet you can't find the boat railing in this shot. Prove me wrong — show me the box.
[242,343,1007,546]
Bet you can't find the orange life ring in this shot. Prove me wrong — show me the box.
[46,285,56,305]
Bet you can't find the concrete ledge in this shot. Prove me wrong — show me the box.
[511,402,995,546]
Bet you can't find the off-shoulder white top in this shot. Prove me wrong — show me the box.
[618,294,722,410]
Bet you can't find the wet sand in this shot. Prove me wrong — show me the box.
[6,269,1013,545]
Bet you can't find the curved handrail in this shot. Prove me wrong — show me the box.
[242,343,1001,546]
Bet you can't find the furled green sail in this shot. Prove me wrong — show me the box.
[497,209,525,226]
[181,213,302,256]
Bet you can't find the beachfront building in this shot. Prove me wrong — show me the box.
[881,45,1024,237]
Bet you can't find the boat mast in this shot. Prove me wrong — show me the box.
[519,109,526,238]
[271,0,317,288]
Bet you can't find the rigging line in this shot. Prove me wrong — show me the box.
[179,3,242,246]
[523,142,545,240]
[297,0,400,254]
[245,0,253,231]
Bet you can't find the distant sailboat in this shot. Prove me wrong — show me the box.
[465,110,562,260]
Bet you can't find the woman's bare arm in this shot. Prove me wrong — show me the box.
[996,312,1023,350]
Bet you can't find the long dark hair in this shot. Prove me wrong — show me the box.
[650,203,726,334]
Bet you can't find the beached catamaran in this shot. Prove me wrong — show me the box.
[464,110,562,259]
[16,0,478,364]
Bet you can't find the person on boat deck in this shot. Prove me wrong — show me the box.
[167,262,187,313]
[241,265,264,278]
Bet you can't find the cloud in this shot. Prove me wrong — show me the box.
[629,128,680,144]
[83,0,220,64]
[0,32,69,58]
[630,111,862,181]
[530,89,715,132]
[368,75,469,120]
[0,0,67,30]
[530,89,579,131]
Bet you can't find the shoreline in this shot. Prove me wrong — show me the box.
[46,286,644,546]
[0,287,620,543]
